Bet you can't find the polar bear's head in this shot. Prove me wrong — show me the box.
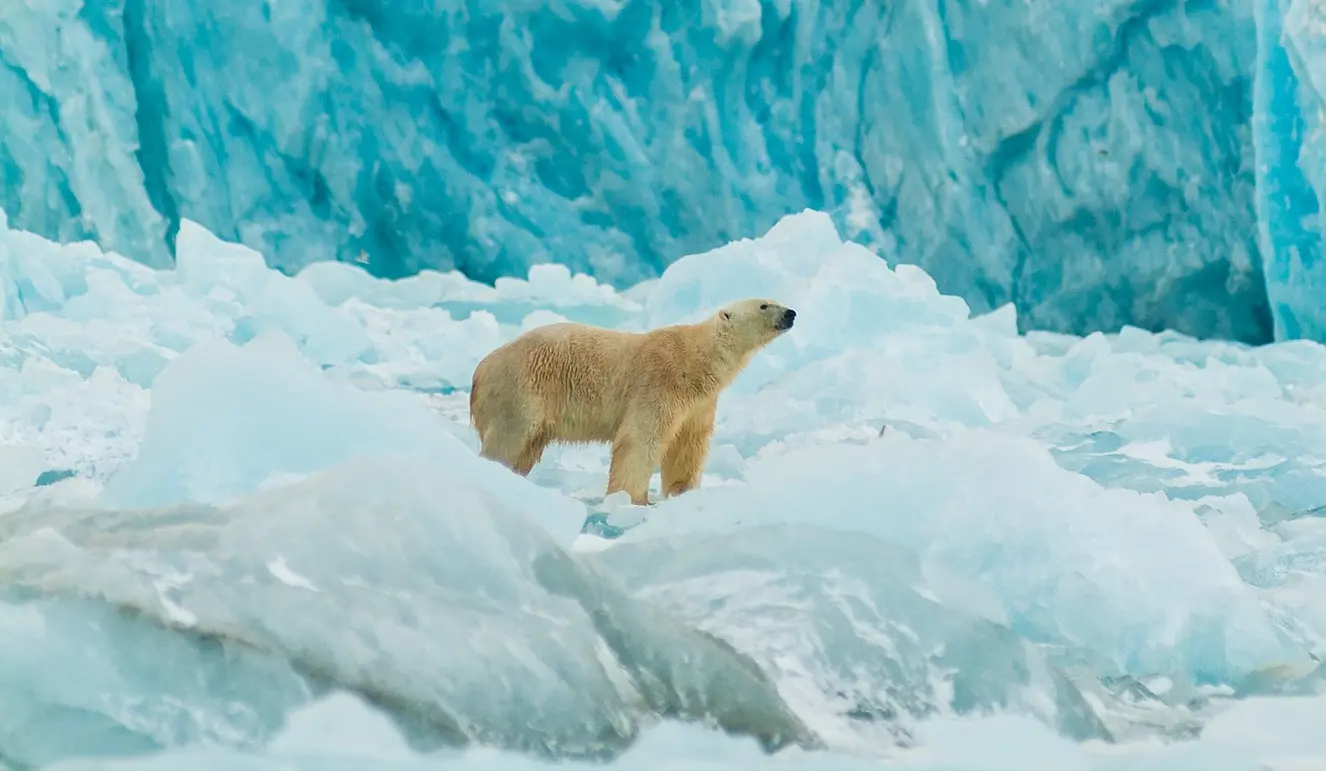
[716,297,796,352]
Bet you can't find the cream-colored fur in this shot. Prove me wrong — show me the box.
[469,298,796,505]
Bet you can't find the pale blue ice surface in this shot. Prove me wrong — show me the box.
[2,211,1326,769]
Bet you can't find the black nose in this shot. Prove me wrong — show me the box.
[778,308,796,330]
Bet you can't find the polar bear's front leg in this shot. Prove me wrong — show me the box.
[606,413,664,506]
[661,399,716,498]
[606,437,658,505]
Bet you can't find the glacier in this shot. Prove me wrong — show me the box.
[6,207,1326,769]
[1256,0,1326,342]
[8,0,1321,345]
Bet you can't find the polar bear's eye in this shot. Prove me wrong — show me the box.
[759,303,768,310]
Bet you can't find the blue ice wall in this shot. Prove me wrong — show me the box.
[0,0,1289,342]
[1253,0,1326,342]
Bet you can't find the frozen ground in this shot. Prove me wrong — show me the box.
[2,208,1326,769]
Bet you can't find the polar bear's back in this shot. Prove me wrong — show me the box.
[471,322,641,444]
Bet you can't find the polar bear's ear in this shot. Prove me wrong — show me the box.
[720,311,731,321]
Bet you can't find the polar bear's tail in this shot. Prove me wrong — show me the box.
[469,359,494,443]
[468,375,483,432]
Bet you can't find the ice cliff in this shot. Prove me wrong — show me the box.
[7,0,1321,344]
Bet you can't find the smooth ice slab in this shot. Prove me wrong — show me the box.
[0,459,814,768]
[0,445,43,495]
[583,524,1202,747]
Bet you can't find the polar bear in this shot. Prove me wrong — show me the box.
[469,298,796,505]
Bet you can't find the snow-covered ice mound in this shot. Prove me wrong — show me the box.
[4,208,1326,769]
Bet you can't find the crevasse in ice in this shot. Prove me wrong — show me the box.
[6,207,1326,769]
[10,0,1326,343]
